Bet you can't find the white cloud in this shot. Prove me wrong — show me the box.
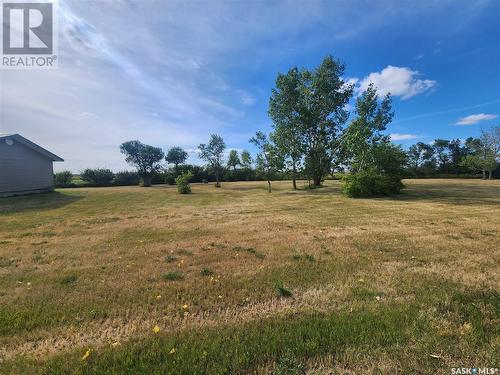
[238,91,256,106]
[390,133,420,141]
[455,113,498,125]
[357,65,436,100]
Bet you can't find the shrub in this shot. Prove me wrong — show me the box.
[165,255,177,263]
[59,274,77,285]
[175,171,193,194]
[54,171,73,187]
[113,171,140,186]
[200,267,214,276]
[340,169,404,198]
[81,168,114,186]
[275,349,306,375]
[275,282,293,298]
[163,271,184,281]
[164,173,176,185]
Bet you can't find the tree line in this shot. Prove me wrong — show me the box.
[55,56,499,195]
[406,128,500,179]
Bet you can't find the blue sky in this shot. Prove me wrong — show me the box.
[1,0,499,172]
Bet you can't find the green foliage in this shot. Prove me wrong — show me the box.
[341,84,394,172]
[165,255,177,263]
[54,171,73,187]
[240,150,253,170]
[163,271,184,281]
[59,274,77,285]
[113,171,140,186]
[274,349,306,375]
[341,169,404,197]
[269,56,352,187]
[339,86,405,197]
[250,131,284,192]
[175,171,192,194]
[80,168,114,186]
[227,149,241,170]
[275,283,293,298]
[120,140,164,186]
[165,147,188,174]
[164,173,176,185]
[200,267,214,276]
[199,134,226,187]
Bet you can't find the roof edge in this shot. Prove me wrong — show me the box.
[0,134,64,162]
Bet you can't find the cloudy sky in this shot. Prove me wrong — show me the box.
[1,0,499,172]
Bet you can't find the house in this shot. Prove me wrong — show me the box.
[0,134,64,197]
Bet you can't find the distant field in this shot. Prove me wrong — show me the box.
[0,179,498,374]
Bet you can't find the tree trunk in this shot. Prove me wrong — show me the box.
[488,170,492,180]
[267,180,272,193]
[312,175,322,187]
[140,175,152,187]
[292,164,297,190]
[215,171,221,188]
[482,168,486,179]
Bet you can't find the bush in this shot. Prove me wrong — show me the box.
[175,172,192,194]
[54,171,73,187]
[113,171,140,186]
[163,271,184,281]
[80,168,114,186]
[164,173,176,185]
[340,170,404,197]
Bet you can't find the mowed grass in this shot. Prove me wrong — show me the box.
[0,179,498,374]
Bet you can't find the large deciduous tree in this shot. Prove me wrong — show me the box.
[339,84,406,197]
[301,56,353,186]
[433,139,450,172]
[407,142,435,175]
[165,146,188,175]
[120,140,164,187]
[269,56,353,187]
[227,149,241,170]
[269,67,304,189]
[341,83,393,173]
[240,150,252,169]
[250,131,283,193]
[461,126,500,179]
[199,134,226,187]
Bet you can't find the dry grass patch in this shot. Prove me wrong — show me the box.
[0,179,498,373]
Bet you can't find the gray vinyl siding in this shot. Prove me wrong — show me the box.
[0,140,54,193]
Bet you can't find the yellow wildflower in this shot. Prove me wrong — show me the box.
[81,348,92,361]
[152,325,161,333]
[156,295,162,300]
[182,304,189,310]
[169,347,176,354]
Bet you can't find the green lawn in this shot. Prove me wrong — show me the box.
[0,179,498,374]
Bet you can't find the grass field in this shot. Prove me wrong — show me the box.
[0,179,498,374]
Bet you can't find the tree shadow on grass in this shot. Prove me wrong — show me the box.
[378,180,500,206]
[0,191,84,214]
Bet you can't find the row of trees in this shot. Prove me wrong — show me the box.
[116,56,498,196]
[407,127,500,179]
